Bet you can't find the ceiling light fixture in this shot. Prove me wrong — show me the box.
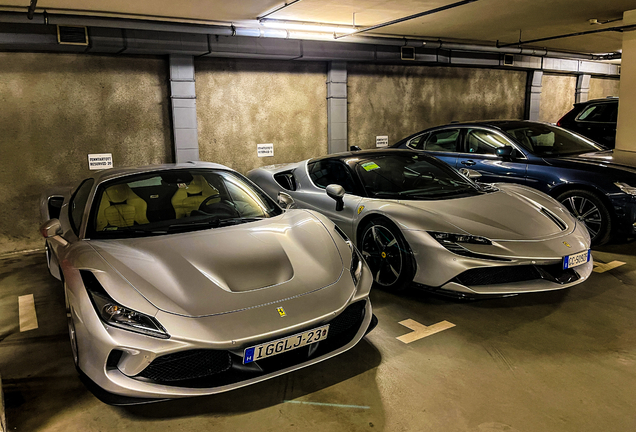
[259,19,357,35]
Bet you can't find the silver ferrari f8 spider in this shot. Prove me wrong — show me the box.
[40,162,375,402]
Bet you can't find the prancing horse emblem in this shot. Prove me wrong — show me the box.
[277,307,286,317]
[563,241,571,248]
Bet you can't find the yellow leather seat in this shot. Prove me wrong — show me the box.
[171,175,220,218]
[96,184,149,231]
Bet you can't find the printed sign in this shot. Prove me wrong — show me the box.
[88,153,113,170]
[376,136,389,148]
[257,143,274,157]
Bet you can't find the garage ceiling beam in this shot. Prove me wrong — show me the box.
[498,24,635,51]
[334,0,479,40]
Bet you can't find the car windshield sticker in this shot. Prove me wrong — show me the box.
[361,162,380,171]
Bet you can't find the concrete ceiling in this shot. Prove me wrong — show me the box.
[2,0,636,54]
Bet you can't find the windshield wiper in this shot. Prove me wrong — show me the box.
[166,217,262,232]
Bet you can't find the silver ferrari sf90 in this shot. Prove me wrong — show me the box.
[247,149,593,297]
[39,162,375,402]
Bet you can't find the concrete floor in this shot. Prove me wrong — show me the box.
[1,245,636,432]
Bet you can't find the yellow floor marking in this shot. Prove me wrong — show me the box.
[396,319,455,344]
[18,294,38,332]
[593,261,626,274]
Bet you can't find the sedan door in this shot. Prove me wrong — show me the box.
[456,128,528,184]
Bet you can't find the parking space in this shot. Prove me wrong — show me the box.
[1,246,635,432]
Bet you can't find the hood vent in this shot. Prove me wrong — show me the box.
[540,208,567,231]
[57,25,89,45]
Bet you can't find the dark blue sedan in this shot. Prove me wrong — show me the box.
[392,120,636,244]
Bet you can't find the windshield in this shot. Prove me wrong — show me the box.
[355,154,482,200]
[87,169,282,239]
[500,123,604,156]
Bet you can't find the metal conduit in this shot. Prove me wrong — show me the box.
[334,0,480,40]
[0,10,619,61]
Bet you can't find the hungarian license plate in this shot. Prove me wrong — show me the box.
[563,250,591,270]
[243,325,330,364]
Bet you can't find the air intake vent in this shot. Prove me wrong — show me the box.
[57,25,89,45]
[540,208,567,231]
[503,54,514,66]
[401,46,416,60]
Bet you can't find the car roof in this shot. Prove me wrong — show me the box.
[574,97,618,106]
[87,161,232,184]
[309,148,431,165]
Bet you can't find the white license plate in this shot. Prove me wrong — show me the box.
[243,325,330,364]
[563,250,591,270]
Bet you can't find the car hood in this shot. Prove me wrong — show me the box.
[547,149,636,174]
[88,210,343,317]
[398,187,570,241]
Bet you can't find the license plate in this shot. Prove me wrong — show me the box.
[243,325,330,364]
[563,250,591,270]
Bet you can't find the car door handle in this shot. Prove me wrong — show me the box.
[461,160,476,166]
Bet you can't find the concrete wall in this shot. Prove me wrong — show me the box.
[539,73,577,123]
[347,64,527,149]
[196,59,328,174]
[589,77,620,100]
[0,53,171,255]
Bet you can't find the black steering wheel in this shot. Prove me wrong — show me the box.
[198,195,240,218]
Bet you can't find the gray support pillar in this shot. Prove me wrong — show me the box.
[169,55,199,162]
[327,62,348,154]
[575,74,591,103]
[525,70,543,121]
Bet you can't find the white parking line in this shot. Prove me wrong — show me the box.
[284,400,370,409]
[396,319,455,344]
[593,261,626,274]
[18,294,38,332]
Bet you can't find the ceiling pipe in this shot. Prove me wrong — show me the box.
[0,10,618,62]
[257,0,305,21]
[334,0,479,39]
[26,0,37,20]
[498,24,636,48]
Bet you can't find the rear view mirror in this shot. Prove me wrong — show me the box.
[459,168,482,181]
[326,184,345,212]
[350,146,362,152]
[277,192,296,210]
[496,146,513,158]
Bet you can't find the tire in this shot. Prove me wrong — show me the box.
[359,218,415,292]
[557,189,612,245]
[64,283,80,369]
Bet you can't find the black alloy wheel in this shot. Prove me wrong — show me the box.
[557,189,612,245]
[359,219,414,292]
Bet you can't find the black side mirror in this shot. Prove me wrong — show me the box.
[496,146,513,159]
[326,184,345,211]
[350,146,362,152]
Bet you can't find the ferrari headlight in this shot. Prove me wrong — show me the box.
[333,224,363,285]
[615,182,636,196]
[80,270,170,339]
[428,231,492,245]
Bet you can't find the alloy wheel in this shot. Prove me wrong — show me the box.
[560,195,602,239]
[361,224,403,287]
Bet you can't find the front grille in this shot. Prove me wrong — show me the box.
[329,301,366,336]
[133,300,367,388]
[455,264,580,286]
[136,350,232,382]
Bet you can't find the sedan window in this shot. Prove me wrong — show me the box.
[465,129,519,156]
[500,124,604,156]
[424,129,460,152]
[576,103,617,123]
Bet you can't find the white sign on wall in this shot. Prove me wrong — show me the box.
[376,136,389,148]
[88,153,113,170]
[257,143,274,157]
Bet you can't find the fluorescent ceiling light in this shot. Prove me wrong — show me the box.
[260,19,357,34]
